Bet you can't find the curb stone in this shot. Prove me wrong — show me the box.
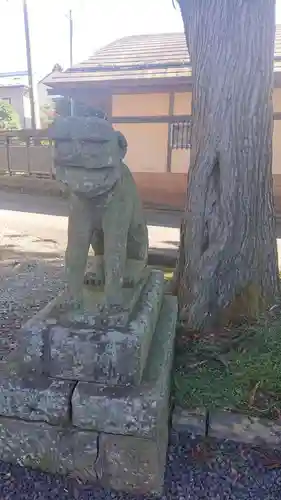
[209,410,281,447]
[0,175,69,198]
[172,407,207,437]
[148,251,176,268]
[172,406,281,447]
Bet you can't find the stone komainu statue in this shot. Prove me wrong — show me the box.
[50,116,148,308]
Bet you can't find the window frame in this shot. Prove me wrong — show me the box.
[170,119,192,150]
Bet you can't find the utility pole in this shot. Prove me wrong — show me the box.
[68,9,74,116]
[22,0,37,129]
[69,9,73,67]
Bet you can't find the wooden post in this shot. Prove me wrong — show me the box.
[166,92,175,172]
[5,136,12,175]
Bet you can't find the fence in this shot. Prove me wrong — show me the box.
[0,116,193,177]
[1,120,281,212]
[1,112,281,178]
[0,129,54,177]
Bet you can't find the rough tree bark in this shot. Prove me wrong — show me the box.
[173,0,280,330]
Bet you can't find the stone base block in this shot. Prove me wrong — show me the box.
[0,375,74,426]
[72,295,178,438]
[12,270,164,386]
[0,418,98,479]
[0,295,177,495]
[97,430,168,496]
[0,420,167,495]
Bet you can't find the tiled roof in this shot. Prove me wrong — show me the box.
[43,26,281,87]
[75,32,189,70]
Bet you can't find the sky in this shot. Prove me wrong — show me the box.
[1,0,281,83]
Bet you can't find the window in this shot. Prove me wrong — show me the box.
[170,120,191,149]
[0,97,11,105]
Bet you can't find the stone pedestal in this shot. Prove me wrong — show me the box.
[0,269,177,495]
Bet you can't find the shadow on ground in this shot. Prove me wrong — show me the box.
[0,245,63,266]
[0,191,182,229]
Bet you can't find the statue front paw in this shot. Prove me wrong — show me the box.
[84,271,104,287]
[84,257,105,287]
[62,288,84,312]
[123,259,147,288]
[123,275,137,288]
[104,281,124,309]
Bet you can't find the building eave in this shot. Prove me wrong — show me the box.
[46,72,281,96]
[0,85,28,91]
[46,75,193,97]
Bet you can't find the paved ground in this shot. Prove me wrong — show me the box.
[0,191,180,267]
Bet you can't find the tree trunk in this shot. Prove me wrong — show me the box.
[175,0,280,330]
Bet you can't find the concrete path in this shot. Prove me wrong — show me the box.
[0,191,180,266]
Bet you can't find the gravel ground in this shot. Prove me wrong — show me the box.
[0,433,280,499]
[0,256,65,360]
[1,257,281,499]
